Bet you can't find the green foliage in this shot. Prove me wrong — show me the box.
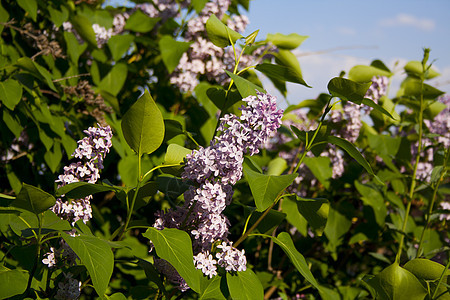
[61,232,114,297]
[205,14,243,47]
[11,183,56,215]
[121,90,165,157]
[0,1,449,299]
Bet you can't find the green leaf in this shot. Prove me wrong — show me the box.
[303,156,332,189]
[0,269,28,299]
[48,4,69,27]
[0,79,23,110]
[44,141,62,173]
[404,61,440,79]
[366,263,427,300]
[191,0,208,13]
[41,210,71,231]
[267,232,320,289]
[348,65,392,83]
[227,268,264,300]
[225,70,265,98]
[227,269,264,300]
[16,57,57,91]
[17,0,37,21]
[97,63,128,96]
[164,144,191,165]
[362,98,396,120]
[205,14,243,47]
[121,90,165,156]
[266,33,308,50]
[124,10,160,33]
[266,157,287,176]
[255,63,310,87]
[56,182,120,199]
[137,258,169,299]
[327,77,371,104]
[0,3,9,33]
[107,34,134,61]
[71,14,98,48]
[200,275,226,300]
[398,77,444,99]
[282,196,308,236]
[64,32,88,64]
[326,136,382,184]
[292,196,329,236]
[159,35,192,73]
[142,227,201,292]
[11,183,56,215]
[61,233,114,297]
[246,208,286,234]
[355,181,387,227]
[108,293,127,300]
[324,205,352,250]
[245,30,259,46]
[403,258,449,281]
[243,167,297,212]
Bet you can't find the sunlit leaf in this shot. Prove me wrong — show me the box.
[0,268,28,299]
[205,14,243,47]
[61,233,114,297]
[227,269,264,300]
[121,90,165,156]
[142,227,201,292]
[266,33,308,49]
[225,70,265,98]
[243,167,297,212]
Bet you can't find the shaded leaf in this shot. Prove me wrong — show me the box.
[56,182,120,198]
[0,79,23,110]
[17,0,37,21]
[266,232,320,289]
[107,34,134,61]
[200,275,226,300]
[71,14,97,47]
[327,77,371,104]
[159,35,192,73]
[293,196,329,235]
[255,63,309,87]
[124,10,160,33]
[97,63,128,96]
[11,183,56,215]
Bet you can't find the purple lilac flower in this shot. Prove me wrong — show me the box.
[363,76,389,113]
[52,125,112,225]
[154,92,282,282]
[43,125,112,299]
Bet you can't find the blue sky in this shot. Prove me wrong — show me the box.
[242,0,450,104]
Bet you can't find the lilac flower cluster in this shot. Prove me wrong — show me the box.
[168,0,273,92]
[52,125,112,225]
[364,76,389,103]
[43,125,112,298]
[153,92,282,286]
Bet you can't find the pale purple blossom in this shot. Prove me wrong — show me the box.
[153,92,282,281]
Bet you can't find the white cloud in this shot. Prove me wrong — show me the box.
[379,13,435,31]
